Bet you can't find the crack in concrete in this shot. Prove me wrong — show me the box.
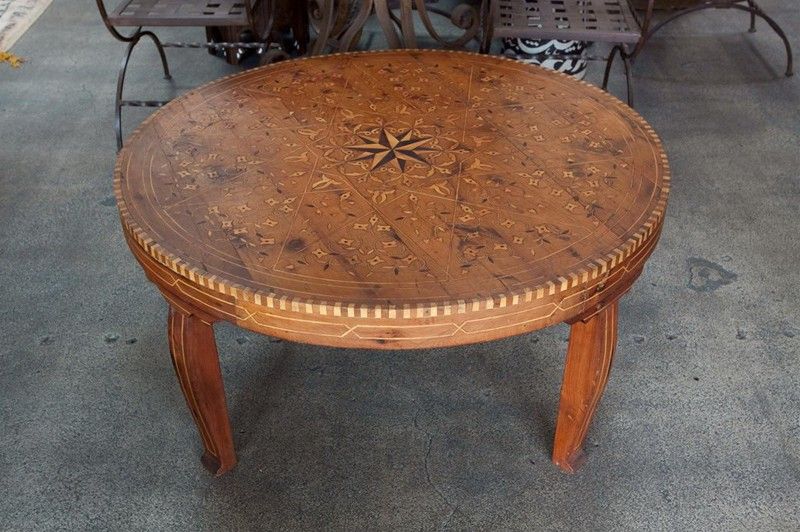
[415,407,460,531]
[425,435,459,530]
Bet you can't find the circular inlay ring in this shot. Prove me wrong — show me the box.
[116,50,669,347]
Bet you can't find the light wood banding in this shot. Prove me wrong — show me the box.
[115,50,669,473]
[116,50,670,349]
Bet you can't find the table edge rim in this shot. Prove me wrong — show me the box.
[114,49,671,319]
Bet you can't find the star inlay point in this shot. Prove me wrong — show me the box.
[347,129,435,172]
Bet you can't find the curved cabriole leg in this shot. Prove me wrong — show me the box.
[552,301,619,473]
[167,301,237,476]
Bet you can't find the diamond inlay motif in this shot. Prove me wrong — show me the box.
[116,51,669,307]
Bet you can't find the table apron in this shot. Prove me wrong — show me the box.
[123,224,662,350]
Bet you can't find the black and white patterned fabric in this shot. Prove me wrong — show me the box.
[501,38,589,80]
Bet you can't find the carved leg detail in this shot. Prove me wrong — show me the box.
[552,301,619,473]
[167,303,237,475]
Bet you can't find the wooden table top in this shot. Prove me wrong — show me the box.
[116,50,669,346]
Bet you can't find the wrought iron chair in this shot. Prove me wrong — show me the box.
[481,0,793,108]
[481,0,656,107]
[96,0,281,150]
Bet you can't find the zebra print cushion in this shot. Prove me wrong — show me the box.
[501,38,589,80]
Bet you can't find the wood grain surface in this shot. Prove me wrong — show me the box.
[166,293,237,475]
[115,50,670,349]
[553,300,618,473]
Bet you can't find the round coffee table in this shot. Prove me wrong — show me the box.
[115,50,670,475]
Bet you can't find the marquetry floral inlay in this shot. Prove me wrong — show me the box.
[117,51,668,305]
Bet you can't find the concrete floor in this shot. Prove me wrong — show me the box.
[1,1,799,530]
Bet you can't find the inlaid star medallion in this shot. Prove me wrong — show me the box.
[347,129,435,172]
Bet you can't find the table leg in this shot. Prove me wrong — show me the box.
[552,300,618,473]
[167,300,237,475]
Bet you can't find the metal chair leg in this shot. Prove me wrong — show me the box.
[339,0,374,52]
[645,3,723,40]
[310,0,335,55]
[374,0,402,49]
[480,0,495,54]
[140,30,172,79]
[116,36,141,151]
[746,0,756,32]
[622,52,634,107]
[732,3,793,76]
[602,45,621,91]
[601,45,634,107]
[646,2,793,78]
